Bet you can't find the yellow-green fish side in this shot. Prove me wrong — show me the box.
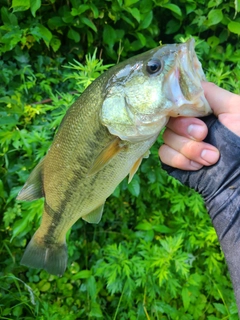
[18,73,159,275]
[17,39,212,275]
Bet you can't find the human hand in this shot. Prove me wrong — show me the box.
[159,82,240,170]
[159,82,240,315]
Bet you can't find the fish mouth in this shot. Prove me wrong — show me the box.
[163,38,212,117]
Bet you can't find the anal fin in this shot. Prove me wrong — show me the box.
[17,158,45,201]
[82,204,104,224]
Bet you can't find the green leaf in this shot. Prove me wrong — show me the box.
[62,12,74,24]
[2,308,11,316]
[87,276,97,299]
[234,0,240,17]
[71,5,89,16]
[0,116,18,126]
[50,36,61,52]
[166,19,181,34]
[228,21,240,35]
[207,0,222,8]
[128,7,141,23]
[0,180,5,198]
[186,3,196,15]
[1,7,18,25]
[38,279,51,292]
[103,24,116,47]
[144,229,154,242]
[153,225,173,233]
[0,29,23,50]
[11,218,29,239]
[80,16,97,32]
[90,3,99,18]
[129,39,144,51]
[128,176,140,197]
[139,11,153,29]
[89,301,103,318]
[48,17,65,29]
[162,3,182,17]
[11,0,30,12]
[67,28,80,42]
[72,270,92,280]
[207,9,223,26]
[207,36,220,47]
[30,0,41,17]
[136,221,152,231]
[13,306,23,317]
[136,32,146,46]
[124,0,139,6]
[122,15,135,28]
[31,24,52,47]
[213,303,227,315]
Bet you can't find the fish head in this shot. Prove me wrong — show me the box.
[100,38,212,142]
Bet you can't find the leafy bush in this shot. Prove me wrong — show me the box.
[1,0,240,319]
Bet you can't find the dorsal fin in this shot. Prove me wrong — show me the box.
[87,137,126,176]
[17,158,45,201]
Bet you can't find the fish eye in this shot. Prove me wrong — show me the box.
[146,59,162,75]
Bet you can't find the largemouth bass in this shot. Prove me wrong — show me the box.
[17,39,211,276]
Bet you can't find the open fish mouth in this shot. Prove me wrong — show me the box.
[163,38,212,117]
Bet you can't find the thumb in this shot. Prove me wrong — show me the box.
[202,82,240,136]
[202,82,240,116]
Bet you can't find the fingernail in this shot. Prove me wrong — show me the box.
[188,124,205,140]
[201,149,219,164]
[190,161,203,169]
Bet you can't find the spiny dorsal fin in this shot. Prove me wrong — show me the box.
[17,158,45,201]
[82,204,104,224]
[87,137,126,176]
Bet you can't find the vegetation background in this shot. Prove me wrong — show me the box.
[1,0,240,319]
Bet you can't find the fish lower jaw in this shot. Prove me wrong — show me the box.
[107,117,167,142]
[167,99,211,117]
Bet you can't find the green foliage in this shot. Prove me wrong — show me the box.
[0,0,240,63]
[63,49,114,90]
[1,0,240,319]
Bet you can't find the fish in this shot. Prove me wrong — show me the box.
[17,38,212,276]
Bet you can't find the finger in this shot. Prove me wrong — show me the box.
[203,82,240,136]
[218,114,240,136]
[159,144,203,170]
[202,82,240,116]
[162,128,220,166]
[166,117,208,141]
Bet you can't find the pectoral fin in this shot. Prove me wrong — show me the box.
[88,137,126,176]
[82,204,104,224]
[17,158,45,201]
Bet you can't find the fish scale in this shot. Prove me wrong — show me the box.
[17,39,212,275]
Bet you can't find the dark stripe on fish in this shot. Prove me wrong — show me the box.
[44,126,111,237]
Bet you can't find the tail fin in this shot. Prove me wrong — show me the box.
[20,232,68,276]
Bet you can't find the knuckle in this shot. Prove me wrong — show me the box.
[182,140,202,157]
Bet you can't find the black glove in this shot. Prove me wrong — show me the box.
[162,115,240,313]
